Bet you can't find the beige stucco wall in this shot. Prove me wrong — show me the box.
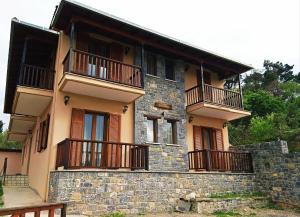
[0,151,21,175]
[184,64,225,90]
[186,115,229,152]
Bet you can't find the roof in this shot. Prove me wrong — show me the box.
[3,18,58,114]
[50,0,253,75]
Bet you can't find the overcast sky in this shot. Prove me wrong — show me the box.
[0,0,299,129]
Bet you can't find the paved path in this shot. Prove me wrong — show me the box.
[3,186,45,208]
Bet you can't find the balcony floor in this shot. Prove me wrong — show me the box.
[187,102,251,121]
[58,73,145,103]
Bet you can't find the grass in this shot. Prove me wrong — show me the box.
[209,192,265,199]
[262,201,284,210]
[213,210,241,217]
[101,212,125,217]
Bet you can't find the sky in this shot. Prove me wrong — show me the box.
[0,0,299,129]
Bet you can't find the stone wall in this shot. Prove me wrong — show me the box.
[232,140,300,207]
[134,50,188,172]
[49,171,256,215]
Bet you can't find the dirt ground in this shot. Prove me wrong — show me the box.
[132,208,300,217]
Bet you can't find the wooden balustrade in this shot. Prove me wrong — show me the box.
[186,84,243,110]
[63,49,143,88]
[56,139,149,170]
[188,149,253,172]
[18,64,55,90]
[0,203,66,217]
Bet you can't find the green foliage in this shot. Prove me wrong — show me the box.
[0,181,3,197]
[0,131,22,150]
[230,60,300,151]
[209,192,265,199]
[101,212,125,217]
[213,210,241,217]
[0,121,3,133]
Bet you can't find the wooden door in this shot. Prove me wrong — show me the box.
[106,114,121,168]
[75,32,89,74]
[109,43,123,82]
[193,126,203,170]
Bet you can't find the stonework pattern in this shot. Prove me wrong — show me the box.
[232,140,300,207]
[134,50,188,171]
[49,171,256,215]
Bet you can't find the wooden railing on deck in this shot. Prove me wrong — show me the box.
[188,149,253,172]
[63,49,143,88]
[56,139,149,170]
[18,64,55,90]
[186,84,243,109]
[0,203,66,217]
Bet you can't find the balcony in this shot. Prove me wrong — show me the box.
[186,84,251,121]
[188,149,253,172]
[56,139,149,170]
[59,49,145,103]
[13,64,54,116]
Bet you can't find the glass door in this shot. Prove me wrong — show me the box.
[82,112,106,167]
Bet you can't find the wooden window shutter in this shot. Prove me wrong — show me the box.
[110,43,124,61]
[70,109,84,166]
[41,115,50,150]
[106,114,121,168]
[193,126,203,150]
[215,129,224,151]
[70,109,84,139]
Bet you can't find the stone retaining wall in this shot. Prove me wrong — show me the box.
[232,140,300,207]
[48,171,256,215]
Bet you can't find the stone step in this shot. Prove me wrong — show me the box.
[2,175,29,187]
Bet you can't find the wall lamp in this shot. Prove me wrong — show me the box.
[64,96,70,105]
[123,105,129,113]
[223,122,229,128]
[185,64,190,72]
[188,116,194,123]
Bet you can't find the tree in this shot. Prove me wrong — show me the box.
[0,121,3,134]
[0,131,22,150]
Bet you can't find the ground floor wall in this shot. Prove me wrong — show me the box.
[0,150,21,175]
[48,171,256,215]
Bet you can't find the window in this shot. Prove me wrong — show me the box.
[165,59,175,80]
[193,126,224,151]
[166,120,177,144]
[146,117,158,143]
[147,53,157,76]
[37,115,50,152]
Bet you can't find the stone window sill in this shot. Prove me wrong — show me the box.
[146,74,160,79]
[165,78,177,83]
[166,143,181,147]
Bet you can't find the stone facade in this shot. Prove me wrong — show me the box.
[232,140,300,207]
[48,171,256,215]
[134,49,188,172]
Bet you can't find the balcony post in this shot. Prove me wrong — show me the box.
[238,73,244,108]
[69,22,75,72]
[141,44,145,88]
[200,62,205,102]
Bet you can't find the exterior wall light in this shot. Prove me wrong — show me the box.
[188,116,193,123]
[125,47,130,55]
[223,122,229,128]
[64,96,70,105]
[123,105,128,113]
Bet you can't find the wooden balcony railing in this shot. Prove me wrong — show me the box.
[0,203,66,217]
[188,149,253,172]
[18,64,55,90]
[63,49,143,88]
[186,84,243,110]
[56,139,149,170]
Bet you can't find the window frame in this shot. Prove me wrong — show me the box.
[37,115,50,152]
[165,119,177,144]
[165,58,175,81]
[146,52,157,76]
[145,116,159,143]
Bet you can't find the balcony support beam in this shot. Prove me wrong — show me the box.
[69,22,75,72]
[141,44,145,88]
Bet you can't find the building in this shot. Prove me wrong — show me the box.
[3,0,253,214]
